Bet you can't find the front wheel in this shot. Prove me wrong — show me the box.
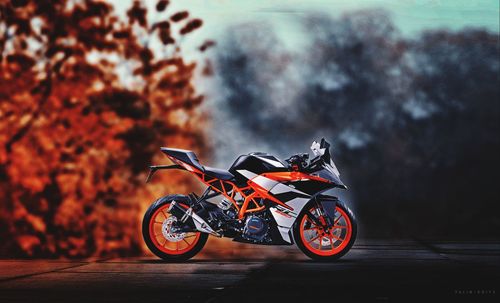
[142,195,208,261]
[293,201,357,261]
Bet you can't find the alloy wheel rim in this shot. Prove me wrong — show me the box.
[299,205,352,256]
[149,203,201,255]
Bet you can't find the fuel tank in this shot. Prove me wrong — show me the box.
[229,152,289,180]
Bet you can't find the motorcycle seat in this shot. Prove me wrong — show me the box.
[203,166,235,181]
[161,147,234,181]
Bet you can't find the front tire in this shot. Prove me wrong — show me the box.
[142,195,208,261]
[293,200,357,261]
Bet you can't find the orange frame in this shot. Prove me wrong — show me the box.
[167,155,267,219]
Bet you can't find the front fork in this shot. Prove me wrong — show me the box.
[306,197,338,228]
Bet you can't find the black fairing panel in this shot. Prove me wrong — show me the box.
[160,148,204,172]
[311,168,346,189]
[286,179,335,196]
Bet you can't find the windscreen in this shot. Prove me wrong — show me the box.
[311,138,345,188]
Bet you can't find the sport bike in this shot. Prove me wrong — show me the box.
[142,138,357,261]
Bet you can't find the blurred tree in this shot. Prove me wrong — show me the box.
[0,0,208,257]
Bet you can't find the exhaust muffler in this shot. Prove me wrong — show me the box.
[168,201,221,237]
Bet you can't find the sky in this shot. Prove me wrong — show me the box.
[104,0,500,97]
[109,0,499,57]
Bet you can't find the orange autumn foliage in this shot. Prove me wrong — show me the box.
[0,0,209,258]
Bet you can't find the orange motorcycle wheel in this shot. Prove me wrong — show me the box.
[294,201,357,261]
[142,195,208,261]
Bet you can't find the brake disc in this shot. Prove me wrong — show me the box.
[161,216,186,242]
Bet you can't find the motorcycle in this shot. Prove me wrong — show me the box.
[142,138,357,261]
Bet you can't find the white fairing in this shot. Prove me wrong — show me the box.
[270,183,306,195]
[252,175,279,190]
[237,169,311,243]
[254,156,285,168]
[237,170,279,190]
[310,141,324,156]
[236,169,258,180]
[269,197,310,243]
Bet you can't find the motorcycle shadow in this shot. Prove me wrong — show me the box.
[293,259,356,263]
[135,258,357,264]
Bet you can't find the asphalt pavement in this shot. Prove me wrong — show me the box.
[0,239,498,303]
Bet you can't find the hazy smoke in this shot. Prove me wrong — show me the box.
[209,10,500,238]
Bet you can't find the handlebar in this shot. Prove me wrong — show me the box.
[285,153,309,171]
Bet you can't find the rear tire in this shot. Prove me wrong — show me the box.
[293,200,357,261]
[142,195,208,261]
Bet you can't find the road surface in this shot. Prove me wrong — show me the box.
[0,239,498,302]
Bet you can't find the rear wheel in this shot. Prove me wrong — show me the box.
[293,201,356,261]
[142,195,208,261]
